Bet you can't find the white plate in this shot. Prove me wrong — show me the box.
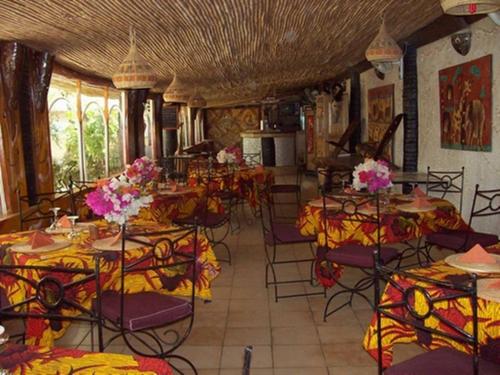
[477,278,500,302]
[9,239,71,253]
[445,253,500,274]
[91,236,150,251]
[397,204,435,213]
[45,223,92,235]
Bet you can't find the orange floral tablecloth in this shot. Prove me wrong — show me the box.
[0,343,172,374]
[188,166,274,209]
[0,219,220,347]
[297,196,467,287]
[363,246,500,367]
[138,186,223,224]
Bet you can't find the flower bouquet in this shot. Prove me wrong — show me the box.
[352,159,393,193]
[125,156,161,187]
[86,175,153,225]
[216,145,243,165]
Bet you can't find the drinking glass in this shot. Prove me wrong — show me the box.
[67,215,80,240]
[49,207,61,231]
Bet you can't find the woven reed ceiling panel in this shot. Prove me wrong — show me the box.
[0,0,442,106]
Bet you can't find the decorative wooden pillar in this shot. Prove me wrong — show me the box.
[403,45,418,172]
[0,42,27,212]
[125,89,149,163]
[349,70,361,153]
[152,94,163,160]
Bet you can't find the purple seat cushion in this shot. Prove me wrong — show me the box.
[98,291,192,332]
[270,184,300,194]
[427,229,498,252]
[385,347,500,375]
[323,244,399,268]
[265,223,316,245]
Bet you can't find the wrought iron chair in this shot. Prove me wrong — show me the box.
[374,262,499,374]
[258,183,325,302]
[317,168,351,194]
[69,176,98,221]
[174,169,234,264]
[425,184,499,260]
[0,261,102,350]
[320,191,400,320]
[162,155,195,184]
[426,166,464,213]
[243,152,261,166]
[18,190,75,231]
[96,224,198,374]
[242,345,253,375]
[270,163,305,221]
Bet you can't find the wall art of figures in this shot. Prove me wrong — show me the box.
[439,55,492,152]
[368,84,394,161]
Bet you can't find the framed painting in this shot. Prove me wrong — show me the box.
[439,55,492,152]
[368,84,394,161]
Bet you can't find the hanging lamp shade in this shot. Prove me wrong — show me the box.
[112,28,157,89]
[188,91,207,108]
[365,20,403,63]
[441,0,500,15]
[163,75,190,103]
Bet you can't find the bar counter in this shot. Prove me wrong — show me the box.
[241,130,296,166]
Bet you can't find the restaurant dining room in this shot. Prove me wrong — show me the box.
[0,0,499,374]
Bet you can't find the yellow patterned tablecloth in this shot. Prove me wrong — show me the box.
[0,219,220,347]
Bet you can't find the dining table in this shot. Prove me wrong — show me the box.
[296,194,468,287]
[0,218,220,347]
[0,342,173,374]
[362,243,500,368]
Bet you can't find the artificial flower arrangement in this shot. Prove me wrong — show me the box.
[124,156,161,187]
[86,174,153,225]
[216,145,243,165]
[352,159,393,193]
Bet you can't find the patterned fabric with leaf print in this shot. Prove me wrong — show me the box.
[0,219,220,347]
[297,196,468,288]
[0,343,173,374]
[363,246,500,367]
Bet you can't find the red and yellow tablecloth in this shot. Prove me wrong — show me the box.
[138,186,223,225]
[296,196,467,287]
[0,219,220,347]
[362,256,500,367]
[0,343,172,374]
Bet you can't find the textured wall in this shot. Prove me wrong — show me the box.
[205,107,260,151]
[360,67,404,168]
[418,18,499,232]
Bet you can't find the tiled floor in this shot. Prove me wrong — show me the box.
[55,168,428,374]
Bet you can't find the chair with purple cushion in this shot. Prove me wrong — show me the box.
[374,262,500,375]
[425,184,500,260]
[258,184,325,302]
[426,166,464,213]
[269,163,305,221]
[96,224,198,374]
[320,191,400,321]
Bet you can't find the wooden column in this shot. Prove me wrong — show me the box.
[403,45,418,172]
[125,89,149,163]
[152,94,163,160]
[0,42,27,212]
[349,70,361,153]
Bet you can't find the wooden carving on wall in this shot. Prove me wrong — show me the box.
[367,84,394,161]
[451,31,472,56]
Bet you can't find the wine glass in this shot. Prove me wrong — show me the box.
[48,207,61,231]
[67,215,80,240]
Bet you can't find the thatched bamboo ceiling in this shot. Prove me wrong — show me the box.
[0,0,444,106]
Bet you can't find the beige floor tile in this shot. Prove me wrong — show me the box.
[274,368,328,375]
[185,326,225,346]
[220,369,273,375]
[229,298,270,311]
[173,345,222,369]
[224,327,272,346]
[220,345,272,368]
[270,310,314,327]
[273,345,325,368]
[317,324,364,344]
[227,309,270,328]
[392,343,426,364]
[194,310,229,327]
[232,286,270,300]
[328,366,377,375]
[196,297,230,312]
[197,370,219,375]
[322,342,376,367]
[268,298,310,311]
[211,286,233,299]
[272,326,320,345]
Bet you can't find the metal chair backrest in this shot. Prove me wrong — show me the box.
[317,169,351,194]
[426,166,464,213]
[374,261,479,375]
[468,184,500,228]
[162,155,194,183]
[69,176,98,221]
[243,152,261,166]
[18,190,75,230]
[328,120,360,159]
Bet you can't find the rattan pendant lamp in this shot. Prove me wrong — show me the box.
[441,0,500,15]
[163,75,190,103]
[365,19,403,73]
[112,28,157,89]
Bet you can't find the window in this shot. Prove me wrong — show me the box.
[143,100,154,159]
[48,75,125,188]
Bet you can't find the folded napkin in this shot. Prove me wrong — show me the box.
[109,231,123,246]
[411,197,433,209]
[460,244,496,264]
[57,215,72,228]
[412,186,426,197]
[29,231,55,249]
[488,279,500,289]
